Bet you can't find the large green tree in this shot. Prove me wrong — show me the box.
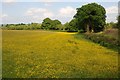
[69,19,78,31]
[63,22,69,30]
[41,18,53,30]
[52,20,61,30]
[41,18,61,30]
[117,15,120,28]
[74,3,106,33]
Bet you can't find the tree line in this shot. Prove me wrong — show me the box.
[1,23,41,30]
[1,3,119,32]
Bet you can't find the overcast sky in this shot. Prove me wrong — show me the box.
[0,0,119,24]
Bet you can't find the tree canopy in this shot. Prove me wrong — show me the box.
[74,3,106,33]
[41,18,52,30]
[117,15,120,28]
[41,18,61,30]
[68,19,78,31]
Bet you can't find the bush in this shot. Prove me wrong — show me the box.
[84,33,119,51]
[78,30,85,33]
[2,23,42,30]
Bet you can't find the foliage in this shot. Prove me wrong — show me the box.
[41,18,61,30]
[2,23,41,30]
[63,22,70,31]
[41,18,52,30]
[74,3,106,32]
[55,24,65,30]
[2,18,78,31]
[84,29,119,51]
[63,19,78,32]
[52,20,61,30]
[117,15,120,29]
[105,22,117,29]
[68,19,78,31]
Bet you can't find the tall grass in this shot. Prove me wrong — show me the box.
[2,30,119,78]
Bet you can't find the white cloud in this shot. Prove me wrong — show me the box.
[25,8,54,22]
[37,0,55,2]
[118,7,120,14]
[25,6,76,23]
[3,0,16,3]
[106,6,118,14]
[0,14,8,24]
[106,13,118,23]
[0,14,8,18]
[43,12,53,18]
[105,6,118,23]
[58,6,76,17]
[44,3,52,7]
[26,8,47,16]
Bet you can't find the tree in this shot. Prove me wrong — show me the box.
[63,22,70,31]
[41,18,53,30]
[30,23,41,30]
[56,24,64,30]
[51,20,61,30]
[69,19,78,31]
[117,15,120,29]
[74,3,106,33]
[41,18,62,30]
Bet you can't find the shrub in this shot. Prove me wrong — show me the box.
[84,33,119,51]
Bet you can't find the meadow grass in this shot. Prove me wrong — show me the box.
[2,30,119,78]
[0,29,2,79]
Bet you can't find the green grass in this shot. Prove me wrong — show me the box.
[2,30,119,78]
[0,29,2,79]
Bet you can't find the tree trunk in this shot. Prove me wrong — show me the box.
[86,24,90,33]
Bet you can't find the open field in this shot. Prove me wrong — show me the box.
[2,30,119,78]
